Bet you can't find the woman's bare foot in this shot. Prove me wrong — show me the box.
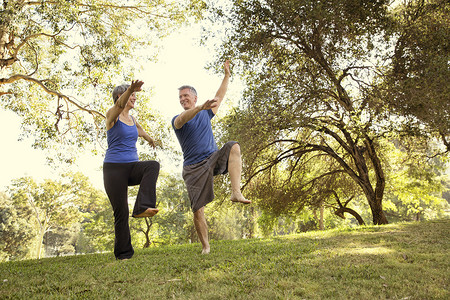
[230,193,251,204]
[133,208,159,218]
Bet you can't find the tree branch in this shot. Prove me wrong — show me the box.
[0,74,105,118]
[23,1,178,19]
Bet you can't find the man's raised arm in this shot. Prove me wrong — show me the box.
[211,60,231,115]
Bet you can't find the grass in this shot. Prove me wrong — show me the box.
[0,219,449,299]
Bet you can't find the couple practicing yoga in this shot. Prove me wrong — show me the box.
[103,60,251,260]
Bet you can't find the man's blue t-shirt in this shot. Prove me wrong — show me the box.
[172,109,218,166]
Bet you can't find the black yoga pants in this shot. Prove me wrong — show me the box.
[103,160,160,259]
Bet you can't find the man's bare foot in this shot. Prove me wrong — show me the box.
[133,208,159,218]
[201,248,210,255]
[231,194,251,204]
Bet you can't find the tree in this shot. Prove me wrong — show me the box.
[80,206,114,253]
[43,224,80,257]
[382,137,450,221]
[383,0,449,152]
[71,173,115,254]
[0,192,37,261]
[209,0,397,224]
[0,0,202,161]
[7,173,99,258]
[130,173,192,247]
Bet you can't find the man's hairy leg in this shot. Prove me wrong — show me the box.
[193,207,210,254]
[228,143,251,204]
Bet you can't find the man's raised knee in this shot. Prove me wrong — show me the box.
[230,143,241,156]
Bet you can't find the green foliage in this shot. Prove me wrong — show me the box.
[384,0,450,148]
[5,172,106,259]
[207,0,398,225]
[77,195,114,253]
[0,219,448,299]
[153,173,192,245]
[382,137,450,221]
[43,224,80,257]
[9,175,84,223]
[0,0,202,162]
[207,0,449,226]
[0,192,37,261]
[126,172,192,248]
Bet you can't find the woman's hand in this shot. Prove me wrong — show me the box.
[130,80,144,92]
[147,137,156,148]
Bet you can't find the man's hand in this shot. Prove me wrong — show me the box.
[224,60,231,77]
[200,98,219,111]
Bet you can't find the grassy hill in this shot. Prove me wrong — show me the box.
[0,219,448,299]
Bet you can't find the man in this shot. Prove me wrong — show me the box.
[172,60,251,254]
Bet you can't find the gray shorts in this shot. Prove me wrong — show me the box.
[182,141,237,212]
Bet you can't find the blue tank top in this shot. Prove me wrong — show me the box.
[172,109,218,166]
[104,116,139,163]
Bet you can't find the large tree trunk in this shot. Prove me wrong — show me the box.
[364,137,389,225]
[370,203,389,225]
[341,132,388,225]
[359,180,388,225]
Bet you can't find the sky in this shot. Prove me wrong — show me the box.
[0,24,243,192]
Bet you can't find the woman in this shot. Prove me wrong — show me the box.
[103,80,160,260]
